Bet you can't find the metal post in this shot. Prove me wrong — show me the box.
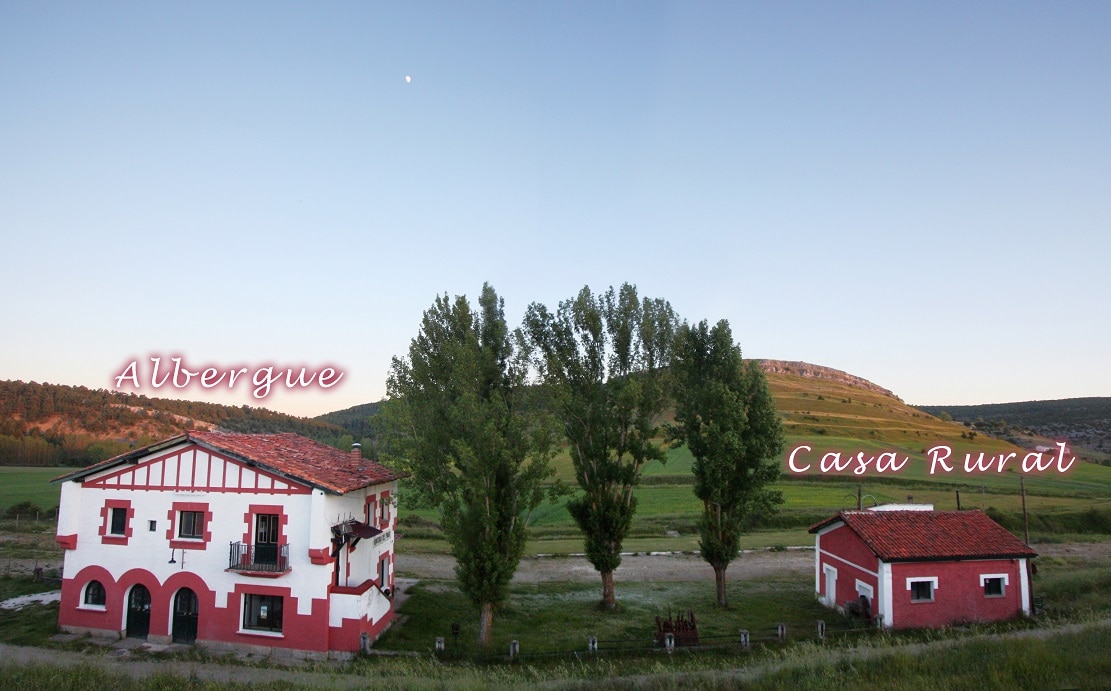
[776,623,786,641]
[509,639,519,661]
[817,620,826,640]
[739,630,749,650]
[588,636,598,653]
[435,637,444,653]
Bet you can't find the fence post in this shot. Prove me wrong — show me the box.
[509,639,519,661]
[817,620,826,641]
[435,637,444,653]
[588,636,598,653]
[776,623,786,641]
[664,632,675,652]
[738,629,749,650]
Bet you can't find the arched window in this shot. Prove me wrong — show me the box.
[84,580,106,606]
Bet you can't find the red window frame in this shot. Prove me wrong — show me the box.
[166,501,213,550]
[98,499,134,545]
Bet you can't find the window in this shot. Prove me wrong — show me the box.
[148,520,157,532]
[83,580,106,607]
[178,511,205,539]
[379,494,390,526]
[99,500,133,545]
[243,593,283,633]
[167,502,211,550]
[910,580,934,602]
[981,573,1008,598]
[110,508,127,535]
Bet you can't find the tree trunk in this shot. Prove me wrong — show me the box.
[601,570,616,609]
[714,565,728,608]
[478,601,494,647]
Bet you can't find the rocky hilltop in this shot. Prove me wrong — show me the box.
[755,359,900,400]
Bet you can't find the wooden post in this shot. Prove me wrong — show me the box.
[956,489,961,510]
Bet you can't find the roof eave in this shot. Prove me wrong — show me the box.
[51,434,190,484]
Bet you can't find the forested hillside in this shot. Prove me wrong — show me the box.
[919,398,1111,464]
[0,380,353,466]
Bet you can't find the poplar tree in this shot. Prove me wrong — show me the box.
[524,284,676,608]
[382,284,556,646]
[669,320,784,607]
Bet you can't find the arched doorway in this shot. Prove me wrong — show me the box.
[126,584,151,639]
[172,588,199,644]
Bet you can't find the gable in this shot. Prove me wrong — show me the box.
[80,442,311,495]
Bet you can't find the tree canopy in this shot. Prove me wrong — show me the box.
[669,319,785,607]
[381,284,556,645]
[524,284,676,608]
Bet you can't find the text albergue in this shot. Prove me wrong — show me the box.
[113,355,344,400]
[786,442,1076,476]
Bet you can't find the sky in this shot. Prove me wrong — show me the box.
[2,2,1108,419]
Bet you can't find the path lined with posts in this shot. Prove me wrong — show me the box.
[2,619,1109,688]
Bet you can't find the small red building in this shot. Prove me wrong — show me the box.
[809,508,1036,629]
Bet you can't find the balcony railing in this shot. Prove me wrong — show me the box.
[228,542,289,574]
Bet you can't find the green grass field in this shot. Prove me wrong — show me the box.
[0,467,63,513]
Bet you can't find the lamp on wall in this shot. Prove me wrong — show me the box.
[168,549,177,564]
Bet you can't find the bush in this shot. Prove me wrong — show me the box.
[3,502,44,519]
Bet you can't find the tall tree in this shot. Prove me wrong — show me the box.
[525,284,676,608]
[381,284,556,646]
[669,320,785,607]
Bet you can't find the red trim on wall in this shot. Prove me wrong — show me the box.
[327,600,395,652]
[308,547,331,565]
[98,499,134,545]
[364,495,376,527]
[229,582,330,652]
[379,490,391,528]
[165,501,213,550]
[56,534,77,550]
[81,443,310,495]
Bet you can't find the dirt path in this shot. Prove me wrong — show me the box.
[395,547,814,582]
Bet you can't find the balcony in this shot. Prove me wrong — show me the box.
[228,542,290,577]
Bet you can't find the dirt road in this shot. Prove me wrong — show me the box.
[395,547,814,582]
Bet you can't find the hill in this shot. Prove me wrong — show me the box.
[0,380,353,466]
[918,398,1111,465]
[315,401,381,439]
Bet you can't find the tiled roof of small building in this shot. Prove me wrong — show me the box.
[809,510,1037,562]
[54,431,405,495]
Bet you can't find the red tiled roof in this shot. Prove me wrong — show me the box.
[54,431,405,495]
[188,431,404,494]
[809,510,1037,562]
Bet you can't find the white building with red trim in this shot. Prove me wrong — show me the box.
[809,509,1037,629]
[52,431,405,658]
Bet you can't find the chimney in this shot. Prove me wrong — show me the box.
[350,442,362,460]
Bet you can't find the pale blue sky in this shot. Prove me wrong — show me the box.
[2,2,1108,417]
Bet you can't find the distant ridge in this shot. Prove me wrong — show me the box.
[755,360,899,400]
